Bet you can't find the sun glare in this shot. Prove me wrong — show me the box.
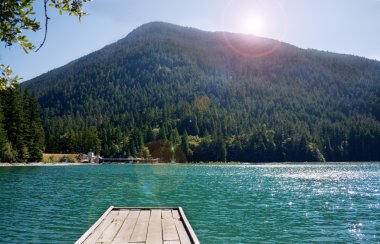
[244,15,264,36]
[220,0,288,57]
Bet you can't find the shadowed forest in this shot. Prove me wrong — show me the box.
[4,22,378,163]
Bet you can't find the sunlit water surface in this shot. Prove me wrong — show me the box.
[0,163,379,243]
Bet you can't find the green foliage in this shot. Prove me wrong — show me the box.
[59,156,75,163]
[181,130,193,161]
[0,0,39,52]
[48,0,89,18]
[1,142,16,163]
[0,0,90,89]
[169,128,181,145]
[306,142,326,162]
[47,155,58,163]
[20,22,380,162]
[215,136,227,162]
[0,90,45,162]
[0,0,92,162]
[139,146,150,158]
[0,0,88,51]
[41,154,77,163]
[0,65,20,91]
[0,106,11,162]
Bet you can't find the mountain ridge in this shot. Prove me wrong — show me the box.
[20,22,380,162]
[24,21,378,85]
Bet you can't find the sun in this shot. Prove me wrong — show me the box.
[244,15,264,36]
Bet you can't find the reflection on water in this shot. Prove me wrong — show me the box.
[0,163,379,243]
[275,168,377,180]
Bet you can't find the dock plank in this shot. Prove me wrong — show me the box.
[97,210,130,243]
[129,210,151,242]
[162,221,178,241]
[163,241,180,244]
[174,220,192,244]
[112,210,140,243]
[83,211,119,244]
[178,207,199,244]
[172,210,180,220]
[162,210,179,241]
[161,209,173,219]
[146,209,163,244]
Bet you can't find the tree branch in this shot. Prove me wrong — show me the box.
[35,0,50,52]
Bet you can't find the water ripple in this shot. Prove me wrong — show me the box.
[0,163,379,243]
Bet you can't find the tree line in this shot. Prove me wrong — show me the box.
[39,109,380,163]
[0,90,44,162]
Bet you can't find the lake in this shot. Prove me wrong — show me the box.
[0,163,379,243]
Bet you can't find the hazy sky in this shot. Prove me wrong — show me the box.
[1,0,380,81]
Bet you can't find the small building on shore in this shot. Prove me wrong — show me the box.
[88,152,94,163]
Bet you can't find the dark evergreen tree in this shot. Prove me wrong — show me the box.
[3,90,27,161]
[158,125,168,141]
[215,135,227,162]
[181,130,193,160]
[170,128,181,145]
[24,94,44,161]
[0,104,8,162]
[0,90,45,162]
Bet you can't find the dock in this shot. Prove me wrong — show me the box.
[76,206,200,244]
[102,158,160,164]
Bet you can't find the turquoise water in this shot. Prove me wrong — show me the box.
[0,163,379,243]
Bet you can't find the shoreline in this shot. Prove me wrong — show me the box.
[0,161,379,167]
[0,162,100,167]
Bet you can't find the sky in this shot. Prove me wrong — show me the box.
[1,0,380,81]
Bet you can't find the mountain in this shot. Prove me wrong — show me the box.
[21,22,380,162]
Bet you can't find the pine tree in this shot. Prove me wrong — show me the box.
[0,102,9,162]
[3,90,27,162]
[24,94,44,162]
[215,135,227,162]
[158,125,168,141]
[181,130,192,160]
[170,128,181,145]
[94,135,101,155]
[129,140,137,157]
[146,126,156,142]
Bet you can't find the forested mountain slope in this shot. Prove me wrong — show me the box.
[21,22,380,162]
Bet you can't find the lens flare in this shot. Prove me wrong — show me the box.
[220,0,288,58]
[244,15,264,36]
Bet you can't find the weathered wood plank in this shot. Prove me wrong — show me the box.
[150,209,162,220]
[163,241,180,244]
[174,220,192,244]
[172,210,181,220]
[76,206,114,244]
[112,210,140,243]
[129,210,151,242]
[146,209,162,244]
[178,207,200,244]
[83,211,119,244]
[97,210,130,243]
[162,209,174,219]
[162,218,179,241]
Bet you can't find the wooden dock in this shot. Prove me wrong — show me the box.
[76,206,200,244]
[102,158,160,164]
